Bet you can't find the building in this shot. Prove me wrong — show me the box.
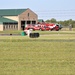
[38,19,44,23]
[0,8,38,31]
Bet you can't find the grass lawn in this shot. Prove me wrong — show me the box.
[0,32,75,75]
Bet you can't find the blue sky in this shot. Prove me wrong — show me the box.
[0,0,75,21]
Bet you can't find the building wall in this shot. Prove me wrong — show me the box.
[18,8,38,30]
[19,8,38,21]
[0,24,3,31]
[3,24,18,30]
[3,16,18,21]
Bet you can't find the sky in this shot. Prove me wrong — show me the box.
[0,0,75,21]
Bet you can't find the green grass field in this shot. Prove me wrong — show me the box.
[0,31,75,75]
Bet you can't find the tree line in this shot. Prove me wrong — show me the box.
[45,18,75,28]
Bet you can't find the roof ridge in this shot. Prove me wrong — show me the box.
[0,8,27,10]
[0,9,27,16]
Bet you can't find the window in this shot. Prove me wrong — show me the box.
[32,21,36,24]
[27,21,31,24]
[6,25,8,29]
[3,25,5,30]
[14,25,15,29]
[11,25,13,29]
[28,13,29,17]
[9,25,10,28]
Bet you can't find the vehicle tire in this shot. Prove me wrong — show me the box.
[32,28,35,31]
[40,28,42,31]
[28,28,30,30]
[50,29,53,31]
[30,28,33,31]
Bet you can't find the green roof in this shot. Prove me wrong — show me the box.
[0,9,27,16]
[0,17,18,24]
[38,19,44,23]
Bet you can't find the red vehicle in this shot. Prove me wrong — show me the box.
[40,26,51,31]
[25,23,62,31]
[39,23,60,31]
[33,26,40,30]
[39,23,55,31]
[25,24,40,31]
[54,25,59,31]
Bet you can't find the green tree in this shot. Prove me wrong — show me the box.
[45,18,75,28]
[45,20,51,23]
[50,18,56,23]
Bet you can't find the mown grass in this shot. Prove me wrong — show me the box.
[0,30,22,34]
[0,33,75,75]
[33,30,75,35]
[0,28,75,35]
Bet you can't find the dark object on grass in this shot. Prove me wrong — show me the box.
[10,34,12,35]
[29,33,39,38]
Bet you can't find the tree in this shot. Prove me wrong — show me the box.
[45,20,51,23]
[45,18,75,28]
[50,18,56,23]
